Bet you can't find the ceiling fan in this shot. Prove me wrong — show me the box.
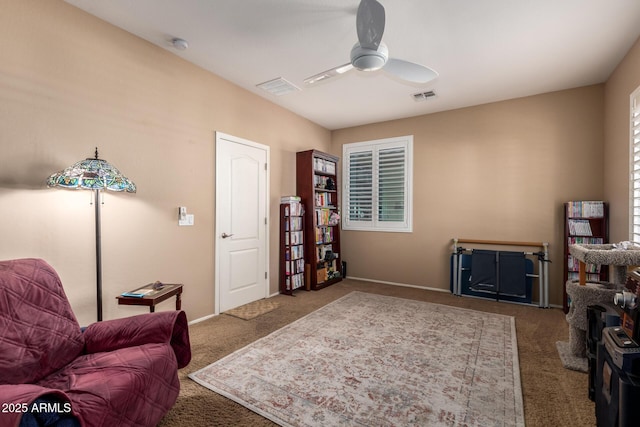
[304,0,438,85]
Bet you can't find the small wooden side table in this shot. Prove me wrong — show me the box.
[116,283,183,313]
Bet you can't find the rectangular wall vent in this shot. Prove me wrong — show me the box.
[412,90,436,102]
[256,77,300,96]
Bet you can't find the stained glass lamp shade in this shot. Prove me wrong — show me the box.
[47,148,136,321]
[46,153,136,193]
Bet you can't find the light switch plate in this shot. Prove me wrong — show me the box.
[178,214,194,226]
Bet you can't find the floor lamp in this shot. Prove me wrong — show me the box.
[47,148,136,321]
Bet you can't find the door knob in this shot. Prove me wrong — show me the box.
[221,232,234,239]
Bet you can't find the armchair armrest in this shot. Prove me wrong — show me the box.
[83,310,191,368]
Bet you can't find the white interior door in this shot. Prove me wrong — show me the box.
[215,132,269,313]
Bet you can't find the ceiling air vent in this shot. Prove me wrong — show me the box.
[412,90,436,102]
[256,77,300,96]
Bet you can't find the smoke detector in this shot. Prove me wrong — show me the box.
[171,38,189,50]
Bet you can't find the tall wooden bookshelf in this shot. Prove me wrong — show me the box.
[296,150,343,290]
[279,199,306,295]
[563,200,608,313]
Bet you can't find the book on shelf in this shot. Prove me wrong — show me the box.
[281,195,301,203]
[567,236,604,245]
[567,255,602,273]
[568,271,602,282]
[313,158,336,174]
[314,175,337,190]
[283,201,304,217]
[285,231,303,245]
[285,273,305,291]
[314,192,335,208]
[566,201,605,218]
[567,219,593,236]
[285,259,305,276]
[315,227,331,244]
[314,227,334,244]
[315,209,332,226]
[285,217,303,231]
[286,244,303,260]
[121,288,155,298]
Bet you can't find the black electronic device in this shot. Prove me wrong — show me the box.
[587,305,620,401]
[603,327,640,374]
[595,327,640,427]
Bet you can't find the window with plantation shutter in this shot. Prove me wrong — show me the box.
[343,136,413,232]
[631,87,640,242]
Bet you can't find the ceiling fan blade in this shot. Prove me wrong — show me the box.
[356,0,385,50]
[303,63,354,85]
[383,58,438,84]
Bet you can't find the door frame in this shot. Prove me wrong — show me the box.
[214,131,270,315]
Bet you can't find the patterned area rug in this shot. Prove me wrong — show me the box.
[190,291,524,426]
[224,299,280,320]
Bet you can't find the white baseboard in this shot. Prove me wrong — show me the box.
[346,276,449,293]
[346,276,560,309]
[188,313,217,325]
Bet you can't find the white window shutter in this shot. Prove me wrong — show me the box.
[378,147,406,222]
[631,87,640,242]
[343,136,413,232]
[347,150,373,224]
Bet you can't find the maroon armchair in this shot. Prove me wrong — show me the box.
[0,258,191,427]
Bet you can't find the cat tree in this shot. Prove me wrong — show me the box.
[561,244,640,370]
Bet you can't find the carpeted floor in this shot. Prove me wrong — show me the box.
[158,279,596,427]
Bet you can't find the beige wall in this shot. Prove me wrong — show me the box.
[2,0,636,321]
[332,86,605,306]
[604,37,640,242]
[0,0,330,324]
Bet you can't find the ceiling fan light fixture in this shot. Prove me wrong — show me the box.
[350,42,388,71]
[335,64,353,74]
[304,74,329,85]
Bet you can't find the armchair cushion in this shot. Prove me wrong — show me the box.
[41,343,180,426]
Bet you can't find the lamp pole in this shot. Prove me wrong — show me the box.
[94,188,103,321]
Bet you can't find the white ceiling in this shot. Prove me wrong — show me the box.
[65,0,640,130]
